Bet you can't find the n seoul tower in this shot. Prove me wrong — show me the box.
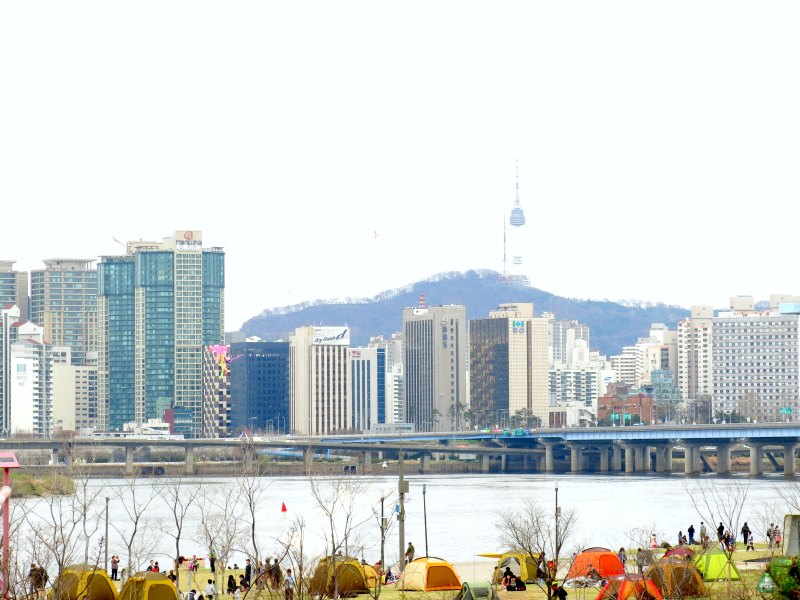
[503,159,529,286]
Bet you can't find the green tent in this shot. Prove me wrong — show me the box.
[453,582,500,600]
[692,549,740,581]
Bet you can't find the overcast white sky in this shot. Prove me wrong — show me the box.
[1,2,798,330]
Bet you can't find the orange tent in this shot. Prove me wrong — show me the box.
[567,548,625,580]
[595,575,664,600]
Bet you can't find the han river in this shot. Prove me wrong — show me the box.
[14,473,798,568]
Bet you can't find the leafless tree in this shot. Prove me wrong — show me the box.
[196,486,242,592]
[307,466,373,599]
[236,457,271,566]
[684,478,750,583]
[110,475,158,576]
[497,499,578,600]
[158,475,201,595]
[273,515,317,600]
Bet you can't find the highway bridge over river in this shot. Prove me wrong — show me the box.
[2,423,800,477]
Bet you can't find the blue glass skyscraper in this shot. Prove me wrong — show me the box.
[98,231,224,436]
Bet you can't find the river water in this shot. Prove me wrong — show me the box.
[13,473,799,568]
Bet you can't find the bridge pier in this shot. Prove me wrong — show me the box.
[786,445,796,476]
[599,447,609,472]
[569,445,583,473]
[624,446,635,473]
[303,447,313,475]
[636,447,649,473]
[523,454,533,471]
[684,446,697,475]
[361,451,372,474]
[612,445,622,472]
[716,444,731,475]
[543,442,555,473]
[185,446,194,476]
[125,446,134,476]
[655,446,666,473]
[480,454,490,473]
[419,453,430,474]
[665,446,673,473]
[244,447,254,473]
[749,444,762,476]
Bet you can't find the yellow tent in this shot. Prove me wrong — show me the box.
[481,552,539,584]
[398,557,461,592]
[118,572,178,600]
[50,565,117,600]
[363,564,379,588]
[308,556,370,597]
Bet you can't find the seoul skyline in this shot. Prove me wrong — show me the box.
[2,2,799,330]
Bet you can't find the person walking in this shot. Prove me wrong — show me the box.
[699,522,707,546]
[208,547,217,574]
[717,522,725,541]
[768,523,775,550]
[111,555,120,580]
[687,524,695,545]
[244,559,252,587]
[285,569,296,600]
[741,522,751,546]
[617,547,627,566]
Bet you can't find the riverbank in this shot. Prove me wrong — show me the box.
[11,472,74,496]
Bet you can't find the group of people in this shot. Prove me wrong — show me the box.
[499,567,527,591]
[673,520,763,552]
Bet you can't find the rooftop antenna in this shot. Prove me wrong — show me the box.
[418,293,426,309]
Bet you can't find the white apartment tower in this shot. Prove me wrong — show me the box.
[403,303,467,432]
[348,347,379,431]
[677,306,714,400]
[290,326,350,435]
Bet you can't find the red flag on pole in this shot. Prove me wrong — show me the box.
[281,502,287,513]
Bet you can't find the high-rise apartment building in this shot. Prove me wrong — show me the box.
[0,304,21,434]
[30,259,97,366]
[97,231,224,436]
[0,262,28,320]
[290,326,350,435]
[712,303,800,422]
[545,314,590,368]
[404,303,467,432]
[203,345,232,438]
[229,339,290,435]
[9,322,52,436]
[469,303,549,428]
[677,305,714,400]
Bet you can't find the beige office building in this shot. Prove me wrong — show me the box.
[404,304,467,432]
[290,326,350,436]
[470,303,550,427]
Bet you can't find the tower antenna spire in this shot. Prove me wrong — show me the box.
[515,157,520,206]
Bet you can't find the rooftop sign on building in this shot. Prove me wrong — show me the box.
[312,327,350,346]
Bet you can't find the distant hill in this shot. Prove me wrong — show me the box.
[239,270,690,356]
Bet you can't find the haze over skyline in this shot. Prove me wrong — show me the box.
[2,2,798,330]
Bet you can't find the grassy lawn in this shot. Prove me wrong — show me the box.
[165,545,779,600]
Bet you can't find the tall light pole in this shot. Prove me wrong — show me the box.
[398,440,408,572]
[105,496,110,572]
[554,480,560,571]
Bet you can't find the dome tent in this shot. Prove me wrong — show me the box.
[567,548,625,581]
[49,564,117,600]
[398,557,461,592]
[308,556,370,597]
[118,572,178,600]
